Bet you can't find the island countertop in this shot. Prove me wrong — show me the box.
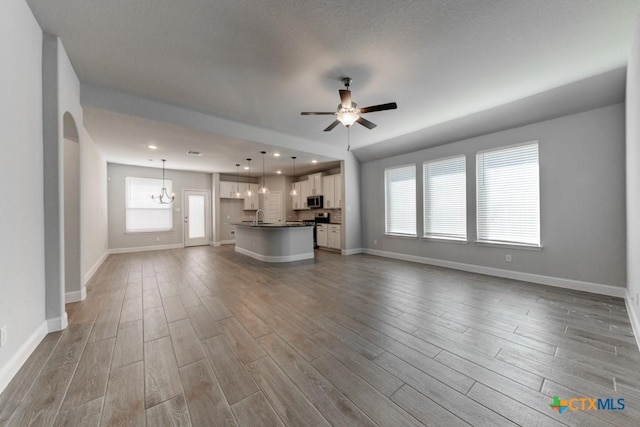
[233,222,314,228]
[233,223,314,262]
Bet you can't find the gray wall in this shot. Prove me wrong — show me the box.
[80,127,109,283]
[361,103,626,288]
[627,10,640,306]
[220,199,244,242]
[343,154,362,252]
[108,163,212,249]
[0,0,46,388]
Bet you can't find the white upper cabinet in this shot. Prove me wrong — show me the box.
[322,174,342,209]
[220,181,248,199]
[292,179,311,210]
[308,173,323,196]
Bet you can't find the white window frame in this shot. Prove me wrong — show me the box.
[476,141,540,248]
[125,176,174,233]
[384,164,417,237]
[423,155,467,241]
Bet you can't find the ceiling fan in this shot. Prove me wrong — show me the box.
[301,77,398,132]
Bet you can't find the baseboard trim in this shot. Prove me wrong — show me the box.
[47,312,68,332]
[363,248,626,298]
[210,241,221,247]
[220,240,235,245]
[65,287,86,303]
[83,250,109,285]
[342,248,363,255]
[625,291,640,350]
[108,243,185,254]
[234,246,314,263]
[0,321,48,395]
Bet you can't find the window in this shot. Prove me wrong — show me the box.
[385,164,416,236]
[125,177,173,232]
[423,156,466,240]
[476,142,540,246]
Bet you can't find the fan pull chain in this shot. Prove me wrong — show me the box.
[347,126,351,151]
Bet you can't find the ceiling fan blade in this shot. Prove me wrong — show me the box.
[339,90,352,108]
[301,111,335,115]
[359,102,398,114]
[356,117,377,129]
[324,120,341,132]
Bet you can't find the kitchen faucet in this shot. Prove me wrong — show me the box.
[253,209,264,225]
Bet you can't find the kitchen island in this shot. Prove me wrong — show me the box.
[234,223,315,262]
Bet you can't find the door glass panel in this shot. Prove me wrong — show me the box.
[188,195,206,238]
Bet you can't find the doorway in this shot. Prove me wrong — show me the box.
[264,191,283,224]
[184,190,211,247]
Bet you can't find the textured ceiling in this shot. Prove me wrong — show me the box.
[26,0,639,168]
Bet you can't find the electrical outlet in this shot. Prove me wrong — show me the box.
[156,237,160,242]
[505,254,512,263]
[0,326,7,347]
[373,240,378,246]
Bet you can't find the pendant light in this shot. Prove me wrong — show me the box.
[244,158,253,197]
[234,163,241,198]
[258,151,269,194]
[289,156,298,196]
[151,159,175,204]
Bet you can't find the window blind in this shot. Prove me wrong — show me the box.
[423,156,466,240]
[125,177,173,232]
[476,142,540,246]
[385,164,416,236]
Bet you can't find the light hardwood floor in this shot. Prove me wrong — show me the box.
[1,246,639,426]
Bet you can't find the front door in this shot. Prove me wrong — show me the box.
[184,190,210,247]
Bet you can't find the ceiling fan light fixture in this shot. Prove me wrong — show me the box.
[337,106,359,127]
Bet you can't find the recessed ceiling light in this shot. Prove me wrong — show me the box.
[273,153,281,157]
[148,144,158,150]
[244,166,250,170]
[186,150,204,156]
[311,160,318,164]
[276,170,282,174]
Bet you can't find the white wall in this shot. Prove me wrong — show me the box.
[361,104,626,292]
[0,0,47,392]
[108,163,212,250]
[626,9,640,334]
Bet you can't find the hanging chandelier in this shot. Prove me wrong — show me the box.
[258,151,270,194]
[289,156,298,196]
[151,159,175,204]
[234,163,241,198]
[244,158,253,197]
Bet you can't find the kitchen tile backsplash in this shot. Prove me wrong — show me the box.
[296,209,342,224]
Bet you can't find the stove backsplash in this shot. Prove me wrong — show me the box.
[296,209,342,224]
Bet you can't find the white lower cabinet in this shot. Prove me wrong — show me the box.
[316,224,328,247]
[328,224,341,249]
[317,224,340,249]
